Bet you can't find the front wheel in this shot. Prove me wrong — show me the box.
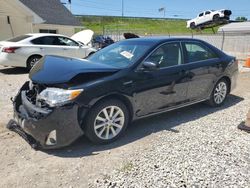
[213,14,220,21]
[84,99,129,144]
[208,79,229,107]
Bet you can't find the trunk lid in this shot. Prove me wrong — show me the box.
[29,55,119,84]
[0,41,17,51]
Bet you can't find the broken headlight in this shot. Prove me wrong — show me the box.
[37,88,83,107]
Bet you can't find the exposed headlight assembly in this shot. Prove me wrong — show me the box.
[37,88,83,107]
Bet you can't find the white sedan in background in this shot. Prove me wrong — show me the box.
[0,33,96,70]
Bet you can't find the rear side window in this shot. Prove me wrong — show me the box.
[7,35,31,42]
[184,42,218,63]
[31,36,56,45]
[199,13,204,17]
[32,36,79,46]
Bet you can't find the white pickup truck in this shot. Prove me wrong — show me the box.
[187,9,232,29]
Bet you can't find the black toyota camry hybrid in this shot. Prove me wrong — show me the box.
[7,37,238,149]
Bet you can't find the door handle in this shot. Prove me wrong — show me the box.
[123,80,133,86]
[63,48,68,50]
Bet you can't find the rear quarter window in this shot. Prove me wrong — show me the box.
[7,35,31,42]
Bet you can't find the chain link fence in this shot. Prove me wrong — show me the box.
[171,32,250,60]
[104,27,250,60]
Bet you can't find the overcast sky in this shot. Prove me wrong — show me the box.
[61,0,250,19]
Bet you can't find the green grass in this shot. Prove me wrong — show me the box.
[77,15,219,35]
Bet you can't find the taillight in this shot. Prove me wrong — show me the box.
[2,47,20,53]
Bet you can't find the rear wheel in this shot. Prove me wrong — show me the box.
[27,55,42,70]
[190,22,196,29]
[208,79,229,107]
[84,99,129,144]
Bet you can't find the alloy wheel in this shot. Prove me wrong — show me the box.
[214,81,227,104]
[94,106,125,140]
[30,57,40,67]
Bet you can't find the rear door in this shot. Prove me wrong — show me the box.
[30,36,63,56]
[133,42,190,116]
[182,41,222,101]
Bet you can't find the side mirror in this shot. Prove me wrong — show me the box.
[142,61,157,71]
[78,42,86,48]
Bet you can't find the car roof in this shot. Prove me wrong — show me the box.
[26,33,67,37]
[123,37,206,45]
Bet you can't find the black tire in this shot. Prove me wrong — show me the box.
[208,78,229,107]
[190,22,196,29]
[27,55,42,70]
[213,14,220,21]
[84,99,129,144]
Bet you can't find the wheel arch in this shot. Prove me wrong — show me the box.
[93,94,134,122]
[213,14,220,19]
[220,76,231,94]
[80,93,134,124]
[26,54,43,67]
[213,76,231,95]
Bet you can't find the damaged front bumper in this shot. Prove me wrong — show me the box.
[7,82,84,149]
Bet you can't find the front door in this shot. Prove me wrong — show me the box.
[53,36,80,58]
[133,42,190,117]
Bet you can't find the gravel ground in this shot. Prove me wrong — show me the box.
[0,66,250,188]
[92,71,250,188]
[0,68,28,133]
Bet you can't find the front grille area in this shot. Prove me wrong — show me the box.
[25,82,48,108]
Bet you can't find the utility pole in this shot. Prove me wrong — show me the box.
[158,7,166,18]
[122,0,124,17]
[68,0,72,13]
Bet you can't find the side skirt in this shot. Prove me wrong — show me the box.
[134,98,208,120]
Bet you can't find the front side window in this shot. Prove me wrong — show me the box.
[205,11,211,15]
[184,42,218,63]
[145,42,182,68]
[56,37,79,46]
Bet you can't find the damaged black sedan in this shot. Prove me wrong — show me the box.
[8,38,238,149]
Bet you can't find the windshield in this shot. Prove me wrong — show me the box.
[88,40,152,68]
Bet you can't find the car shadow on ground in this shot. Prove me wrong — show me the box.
[0,67,28,75]
[45,94,243,158]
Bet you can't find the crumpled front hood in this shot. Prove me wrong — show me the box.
[29,56,119,84]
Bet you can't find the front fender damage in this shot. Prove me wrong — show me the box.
[7,82,84,149]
